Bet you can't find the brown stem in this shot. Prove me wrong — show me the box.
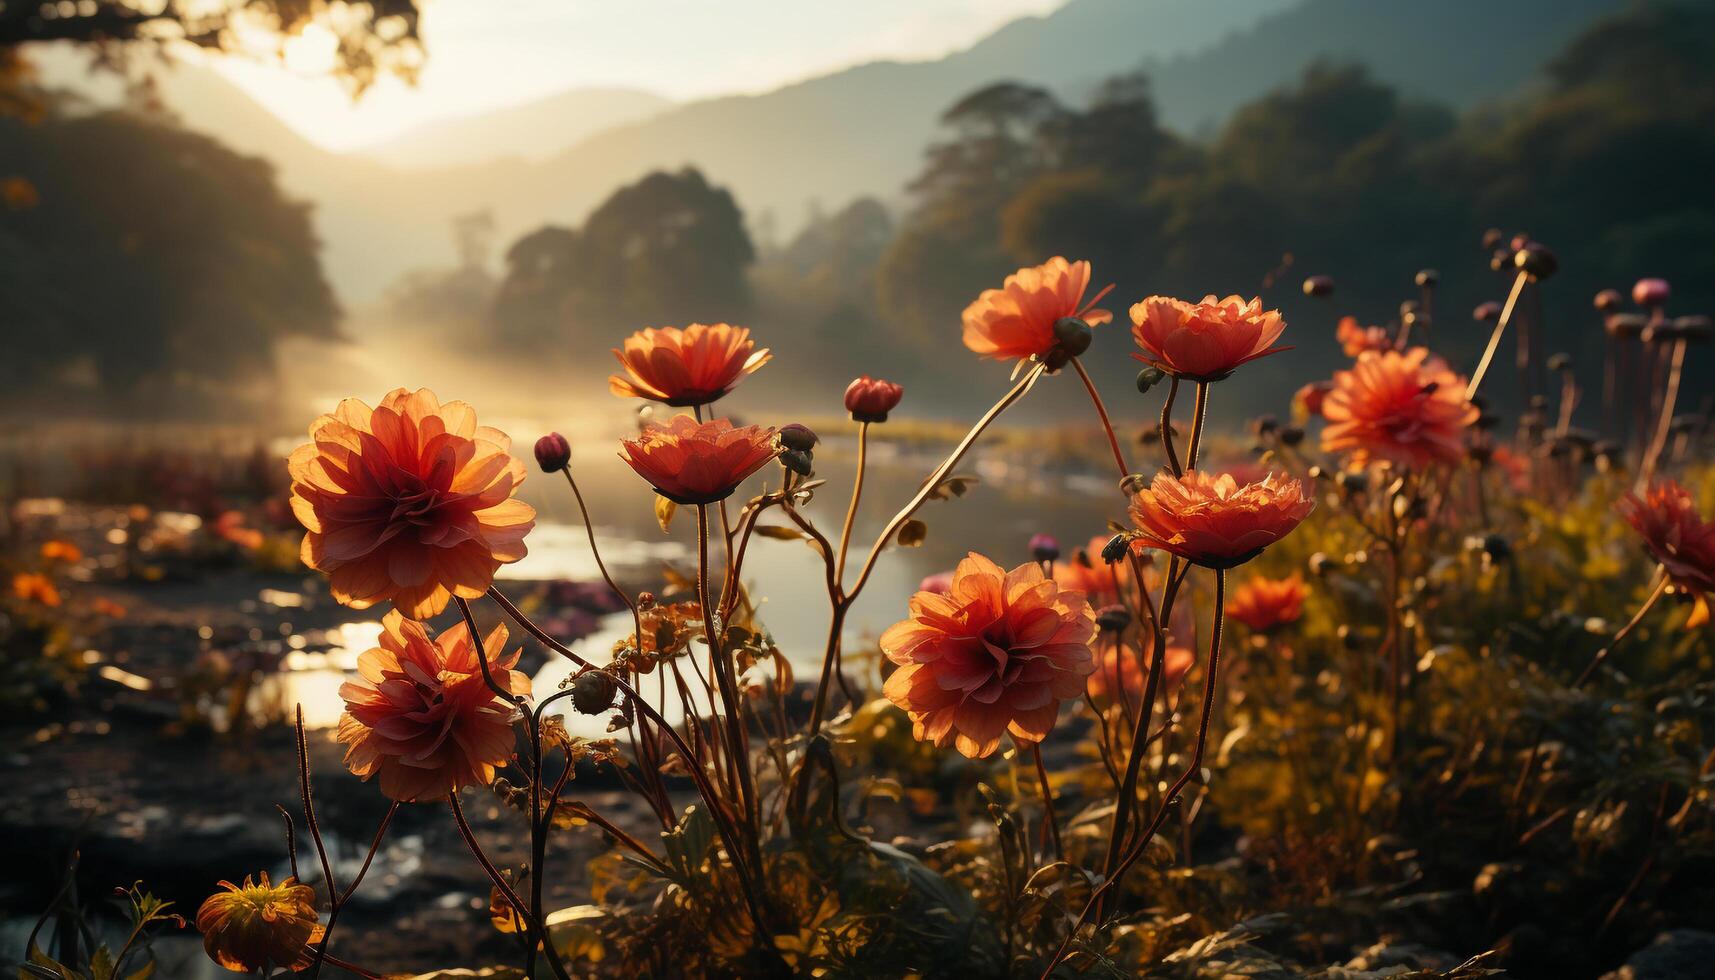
[1072,356,1129,480]
[1031,742,1063,863]
[1466,271,1531,399]
[1160,376,1183,476]
[1639,339,1687,489]
[835,422,869,585]
[695,504,757,831]
[1185,381,1209,469]
[559,467,645,661]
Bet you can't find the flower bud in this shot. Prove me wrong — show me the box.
[1632,278,1671,307]
[571,671,618,715]
[1052,316,1093,357]
[1136,366,1167,393]
[777,423,818,452]
[1489,249,1511,273]
[1482,534,1512,562]
[1028,533,1060,562]
[1415,269,1439,288]
[1279,425,1305,447]
[1302,274,1335,298]
[1474,301,1502,322]
[1593,289,1622,312]
[844,376,904,423]
[1671,314,1712,342]
[1605,312,1646,339]
[779,449,814,477]
[534,432,571,473]
[1095,605,1131,632]
[1547,353,1572,372]
[1308,552,1336,577]
[1481,228,1504,250]
[1514,243,1557,279]
[1100,534,1131,564]
[1510,233,1533,252]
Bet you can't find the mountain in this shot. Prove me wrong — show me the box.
[354,87,672,169]
[118,0,1625,305]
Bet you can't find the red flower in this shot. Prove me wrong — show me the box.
[881,553,1096,758]
[1128,294,1288,381]
[961,257,1112,361]
[1336,316,1392,357]
[1294,380,1334,419]
[619,415,778,505]
[337,610,528,802]
[1320,348,1478,468]
[845,376,905,423]
[609,323,771,407]
[287,388,536,619]
[1129,471,1313,569]
[1225,574,1307,631]
[1618,480,1715,627]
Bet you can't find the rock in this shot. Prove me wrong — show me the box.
[1600,931,1715,980]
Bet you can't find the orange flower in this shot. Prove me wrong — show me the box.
[1086,639,1194,712]
[608,323,770,407]
[1320,348,1477,468]
[39,539,82,563]
[337,610,528,802]
[1336,316,1392,357]
[10,572,61,607]
[1129,471,1313,569]
[1293,380,1333,420]
[1618,480,1715,627]
[619,415,778,505]
[1053,535,1153,606]
[288,388,535,619]
[196,872,318,973]
[1225,574,1307,631]
[881,553,1096,758]
[961,257,1112,361]
[1128,294,1288,381]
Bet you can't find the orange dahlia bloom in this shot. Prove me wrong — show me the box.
[337,610,528,802]
[1129,294,1288,382]
[10,572,61,607]
[619,415,778,505]
[1225,573,1307,631]
[881,552,1096,758]
[1053,535,1155,606]
[1618,480,1715,626]
[196,873,318,973]
[1320,348,1478,469]
[1086,638,1194,713]
[1129,471,1313,569]
[1336,316,1393,357]
[961,257,1112,361]
[288,389,535,619]
[609,323,771,407]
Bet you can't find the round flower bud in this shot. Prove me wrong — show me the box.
[1028,533,1060,562]
[1414,269,1439,288]
[1095,605,1132,632]
[1594,289,1623,312]
[1482,534,1512,562]
[1474,301,1502,322]
[844,376,904,423]
[1547,353,1572,372]
[1052,316,1093,357]
[1279,425,1306,447]
[1514,243,1557,279]
[779,448,814,477]
[534,432,571,473]
[1671,314,1712,342]
[1100,534,1131,564]
[1481,228,1504,250]
[1136,366,1167,393]
[1251,414,1280,436]
[1308,552,1336,577]
[1632,278,1671,307]
[1605,313,1646,339]
[1302,274,1335,298]
[776,423,819,452]
[571,671,618,715]
[1489,249,1511,273]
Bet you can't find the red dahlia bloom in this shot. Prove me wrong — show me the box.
[619,415,778,505]
[1129,471,1313,569]
[845,375,905,423]
[881,553,1096,758]
[1618,480,1715,627]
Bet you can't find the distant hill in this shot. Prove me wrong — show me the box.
[112,0,1624,304]
[354,87,672,169]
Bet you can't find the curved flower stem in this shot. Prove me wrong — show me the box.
[307,803,398,979]
[1031,742,1063,863]
[1572,566,1671,689]
[1045,568,1227,978]
[1185,381,1210,470]
[1071,356,1129,480]
[695,504,758,834]
[1638,338,1687,490]
[845,363,1046,605]
[558,467,644,659]
[293,706,337,907]
[1160,377,1183,476]
[1466,271,1530,399]
[482,589,774,946]
[448,793,573,980]
[835,422,870,585]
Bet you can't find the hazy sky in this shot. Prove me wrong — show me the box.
[208,0,1065,151]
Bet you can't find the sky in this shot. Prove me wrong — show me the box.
[205,0,1065,152]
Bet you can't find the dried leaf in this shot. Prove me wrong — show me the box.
[654,495,677,533]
